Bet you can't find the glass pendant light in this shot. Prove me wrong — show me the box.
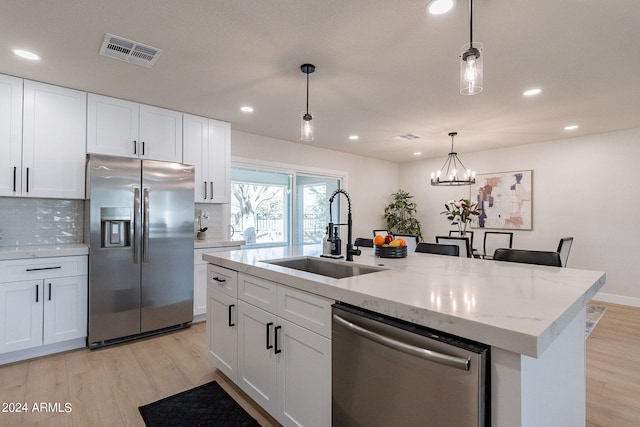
[460,0,483,95]
[300,63,315,141]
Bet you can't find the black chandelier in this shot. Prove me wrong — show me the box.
[430,132,476,186]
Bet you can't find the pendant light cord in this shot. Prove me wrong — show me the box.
[306,72,310,114]
[469,0,473,48]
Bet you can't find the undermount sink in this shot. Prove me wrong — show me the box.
[262,256,386,279]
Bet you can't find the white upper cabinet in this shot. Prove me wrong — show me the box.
[0,74,23,197]
[183,114,230,203]
[1,79,86,199]
[86,94,138,158]
[87,93,182,163]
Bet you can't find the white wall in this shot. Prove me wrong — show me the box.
[231,130,399,241]
[399,127,640,306]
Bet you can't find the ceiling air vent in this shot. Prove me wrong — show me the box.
[99,33,163,68]
[392,133,421,141]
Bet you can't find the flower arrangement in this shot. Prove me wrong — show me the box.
[441,198,481,234]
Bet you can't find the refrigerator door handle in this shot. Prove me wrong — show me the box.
[133,187,140,264]
[143,187,150,262]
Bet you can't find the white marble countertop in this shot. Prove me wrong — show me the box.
[203,245,606,358]
[194,239,245,249]
[0,243,89,261]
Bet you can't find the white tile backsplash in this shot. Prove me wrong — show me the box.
[194,203,230,240]
[0,198,84,247]
[0,198,230,247]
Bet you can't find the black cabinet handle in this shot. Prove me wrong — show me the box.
[35,284,39,303]
[13,167,16,192]
[274,325,282,354]
[142,141,145,156]
[26,266,61,272]
[266,322,273,349]
[133,140,137,154]
[26,167,29,192]
[212,276,226,283]
[228,304,235,327]
[48,283,52,301]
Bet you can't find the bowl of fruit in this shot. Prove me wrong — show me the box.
[373,234,408,258]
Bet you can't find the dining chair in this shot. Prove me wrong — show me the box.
[493,248,562,267]
[556,237,574,267]
[354,237,374,248]
[372,229,388,237]
[435,236,472,258]
[393,234,419,253]
[448,230,475,250]
[415,242,460,256]
[482,231,514,259]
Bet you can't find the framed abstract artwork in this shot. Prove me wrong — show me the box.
[470,170,532,230]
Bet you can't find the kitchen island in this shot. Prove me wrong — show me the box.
[203,245,605,427]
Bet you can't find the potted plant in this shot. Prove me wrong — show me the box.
[383,189,423,241]
[197,209,209,240]
[440,198,480,235]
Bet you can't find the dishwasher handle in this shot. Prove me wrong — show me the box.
[333,314,470,371]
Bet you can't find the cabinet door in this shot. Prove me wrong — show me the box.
[0,74,23,197]
[207,287,238,382]
[194,258,208,317]
[0,280,43,354]
[183,114,209,203]
[209,120,231,203]
[43,276,87,345]
[139,104,182,162]
[22,80,87,199]
[86,93,139,158]
[237,300,278,414]
[277,318,331,427]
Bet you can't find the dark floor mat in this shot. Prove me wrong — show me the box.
[138,381,261,427]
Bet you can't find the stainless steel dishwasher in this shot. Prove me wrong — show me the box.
[332,303,489,427]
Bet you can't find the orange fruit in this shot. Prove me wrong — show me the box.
[397,238,407,247]
[373,235,385,246]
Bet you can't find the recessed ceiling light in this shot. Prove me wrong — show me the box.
[523,88,542,97]
[413,152,422,156]
[427,0,454,15]
[12,49,40,61]
[240,106,254,113]
[348,135,359,140]
[564,124,579,131]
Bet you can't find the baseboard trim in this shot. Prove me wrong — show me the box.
[0,338,86,365]
[592,291,640,308]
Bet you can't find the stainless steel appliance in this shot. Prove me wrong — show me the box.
[332,303,489,427]
[86,154,194,348]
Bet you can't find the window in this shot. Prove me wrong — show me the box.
[230,166,342,248]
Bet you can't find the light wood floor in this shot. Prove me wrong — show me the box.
[587,301,640,427]
[0,322,280,427]
[0,302,638,426]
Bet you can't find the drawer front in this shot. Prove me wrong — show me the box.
[238,273,277,313]
[207,264,238,298]
[0,256,88,283]
[277,285,333,338]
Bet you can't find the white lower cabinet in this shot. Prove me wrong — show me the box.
[195,247,241,320]
[206,267,332,427]
[0,256,88,356]
[237,273,332,427]
[206,264,239,382]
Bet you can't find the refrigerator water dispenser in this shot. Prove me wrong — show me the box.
[101,207,131,248]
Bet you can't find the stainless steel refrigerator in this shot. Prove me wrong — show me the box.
[86,154,194,348]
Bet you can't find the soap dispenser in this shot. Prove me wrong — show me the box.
[331,226,341,256]
[322,227,331,255]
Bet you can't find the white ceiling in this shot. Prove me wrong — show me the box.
[2,0,639,163]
